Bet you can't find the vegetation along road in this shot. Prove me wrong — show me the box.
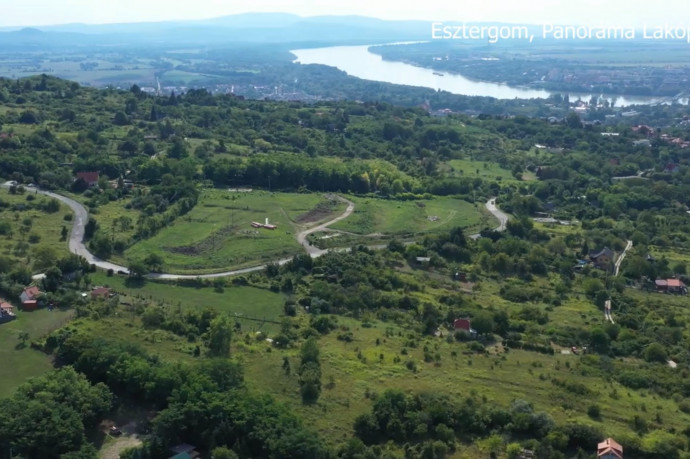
[11,183,500,279]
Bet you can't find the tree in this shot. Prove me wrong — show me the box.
[128,260,149,278]
[0,366,112,458]
[299,338,322,403]
[644,342,667,363]
[589,327,610,354]
[17,331,29,347]
[83,218,98,239]
[207,315,233,357]
[144,253,164,271]
[211,447,239,459]
[33,246,57,271]
[472,312,494,336]
[112,111,129,126]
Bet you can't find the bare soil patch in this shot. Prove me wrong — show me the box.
[296,199,340,224]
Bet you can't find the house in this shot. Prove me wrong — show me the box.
[75,171,100,187]
[597,437,623,459]
[90,286,112,299]
[20,286,41,309]
[655,278,687,294]
[0,300,16,323]
[453,318,477,336]
[589,247,614,269]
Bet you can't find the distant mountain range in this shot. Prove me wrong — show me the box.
[0,13,431,47]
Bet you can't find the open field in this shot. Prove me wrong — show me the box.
[446,159,516,181]
[90,272,286,335]
[241,312,690,450]
[0,188,71,273]
[328,196,485,236]
[0,308,74,397]
[121,190,346,273]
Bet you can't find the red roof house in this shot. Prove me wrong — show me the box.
[453,318,472,331]
[655,278,687,294]
[76,171,100,187]
[597,437,623,459]
[20,286,41,305]
[90,287,112,299]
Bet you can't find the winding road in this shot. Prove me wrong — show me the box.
[14,183,504,280]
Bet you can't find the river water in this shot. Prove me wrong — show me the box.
[291,44,687,107]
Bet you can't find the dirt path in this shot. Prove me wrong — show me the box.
[296,195,355,257]
[99,435,142,459]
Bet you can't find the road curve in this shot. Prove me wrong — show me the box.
[296,195,355,257]
[12,183,355,279]
[18,185,502,280]
[470,198,509,239]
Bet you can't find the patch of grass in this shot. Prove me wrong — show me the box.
[242,315,690,448]
[0,308,74,397]
[0,189,71,273]
[329,196,484,236]
[90,272,286,335]
[447,159,516,181]
[122,190,342,273]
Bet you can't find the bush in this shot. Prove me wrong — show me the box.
[587,404,601,419]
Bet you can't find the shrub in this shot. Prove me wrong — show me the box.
[587,404,601,419]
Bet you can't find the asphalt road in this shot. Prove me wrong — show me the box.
[470,198,510,239]
[15,184,505,279]
[11,183,355,279]
[614,240,633,277]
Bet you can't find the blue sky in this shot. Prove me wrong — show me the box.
[2,0,689,27]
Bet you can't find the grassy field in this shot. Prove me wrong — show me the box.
[121,190,346,273]
[90,272,286,335]
[0,188,71,274]
[0,308,74,397]
[329,196,486,236]
[241,312,690,451]
[446,159,516,181]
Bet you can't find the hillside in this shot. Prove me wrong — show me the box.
[0,76,690,458]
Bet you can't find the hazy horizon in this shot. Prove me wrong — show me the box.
[3,0,690,29]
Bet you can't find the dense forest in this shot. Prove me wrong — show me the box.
[1,75,690,458]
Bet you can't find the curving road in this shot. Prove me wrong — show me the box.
[296,195,355,257]
[470,198,509,239]
[15,184,504,279]
[11,183,356,279]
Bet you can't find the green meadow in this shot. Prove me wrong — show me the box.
[0,308,74,397]
[122,189,346,273]
[329,196,486,236]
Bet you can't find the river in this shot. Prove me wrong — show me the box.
[291,43,687,107]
